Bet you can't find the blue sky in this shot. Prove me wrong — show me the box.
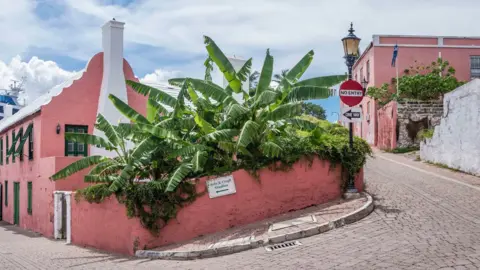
[1,0,479,121]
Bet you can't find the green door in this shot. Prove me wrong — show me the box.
[13,182,19,225]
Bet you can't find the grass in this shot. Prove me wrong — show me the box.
[417,128,434,141]
[425,161,462,173]
[385,146,420,154]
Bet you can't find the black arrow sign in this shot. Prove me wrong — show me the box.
[343,110,361,120]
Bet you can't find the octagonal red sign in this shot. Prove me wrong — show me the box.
[339,80,364,107]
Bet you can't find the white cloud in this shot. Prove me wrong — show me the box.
[2,0,480,105]
[0,56,76,103]
[139,69,181,84]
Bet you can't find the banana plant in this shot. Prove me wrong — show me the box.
[50,114,159,191]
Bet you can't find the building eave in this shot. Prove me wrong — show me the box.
[353,41,373,69]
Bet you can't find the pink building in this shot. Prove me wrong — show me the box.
[345,34,480,147]
[0,20,147,236]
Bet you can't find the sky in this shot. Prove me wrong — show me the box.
[1,0,480,122]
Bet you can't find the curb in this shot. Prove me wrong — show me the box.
[135,192,374,260]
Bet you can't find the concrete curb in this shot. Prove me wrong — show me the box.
[135,192,374,260]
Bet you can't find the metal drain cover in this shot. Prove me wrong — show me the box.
[265,240,302,251]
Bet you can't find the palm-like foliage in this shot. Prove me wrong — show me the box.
[51,36,346,198]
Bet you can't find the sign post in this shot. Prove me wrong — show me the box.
[341,107,362,123]
[339,79,365,192]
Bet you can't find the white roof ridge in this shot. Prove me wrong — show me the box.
[0,69,86,133]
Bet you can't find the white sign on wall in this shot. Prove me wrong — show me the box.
[206,175,237,198]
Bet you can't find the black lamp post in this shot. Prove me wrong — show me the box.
[342,23,361,80]
[342,23,361,192]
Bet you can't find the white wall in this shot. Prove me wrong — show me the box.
[420,79,480,175]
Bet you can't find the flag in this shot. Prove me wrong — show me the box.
[391,44,398,67]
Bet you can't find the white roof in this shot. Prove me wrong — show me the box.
[0,70,86,133]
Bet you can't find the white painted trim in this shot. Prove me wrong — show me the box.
[65,192,72,244]
[373,34,480,39]
[375,44,480,49]
[53,192,62,239]
[377,155,480,192]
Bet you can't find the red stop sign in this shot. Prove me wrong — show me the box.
[339,80,364,107]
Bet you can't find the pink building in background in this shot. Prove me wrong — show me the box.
[344,34,480,147]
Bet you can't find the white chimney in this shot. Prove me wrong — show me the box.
[92,19,130,157]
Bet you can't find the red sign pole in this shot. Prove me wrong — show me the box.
[339,80,364,192]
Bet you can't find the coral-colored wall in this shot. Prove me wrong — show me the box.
[372,46,480,86]
[349,46,377,145]
[0,52,147,237]
[377,101,397,150]
[71,157,364,255]
[40,53,104,158]
[379,36,438,45]
[0,116,57,237]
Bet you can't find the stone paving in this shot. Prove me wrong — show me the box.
[1,150,480,269]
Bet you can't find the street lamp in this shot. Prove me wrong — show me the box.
[361,77,369,91]
[331,112,340,122]
[342,23,361,193]
[342,23,361,80]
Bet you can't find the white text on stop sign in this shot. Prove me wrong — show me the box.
[339,90,363,97]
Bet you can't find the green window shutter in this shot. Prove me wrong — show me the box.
[27,182,32,215]
[4,181,7,206]
[5,135,8,164]
[0,138,3,165]
[65,125,88,157]
[28,124,34,160]
[11,130,15,163]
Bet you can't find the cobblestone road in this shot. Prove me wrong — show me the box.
[1,151,480,269]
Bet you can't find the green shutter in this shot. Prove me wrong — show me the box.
[4,181,7,206]
[11,130,15,163]
[28,124,34,160]
[65,125,88,157]
[0,138,3,165]
[5,135,8,164]
[27,182,32,215]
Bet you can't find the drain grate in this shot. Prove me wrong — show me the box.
[265,240,302,251]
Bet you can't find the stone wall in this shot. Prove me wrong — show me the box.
[396,100,443,148]
[421,79,480,176]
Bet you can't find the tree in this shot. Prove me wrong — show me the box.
[301,102,326,120]
[50,35,355,234]
[367,58,465,105]
[273,69,289,83]
[249,71,260,90]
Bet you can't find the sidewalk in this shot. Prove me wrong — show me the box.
[136,192,373,260]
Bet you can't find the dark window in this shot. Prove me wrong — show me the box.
[470,56,480,79]
[65,125,88,157]
[0,138,2,165]
[12,108,19,115]
[4,181,7,206]
[6,135,8,164]
[27,182,32,215]
[0,106,4,113]
[28,127,33,160]
[366,60,370,82]
[11,130,15,164]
